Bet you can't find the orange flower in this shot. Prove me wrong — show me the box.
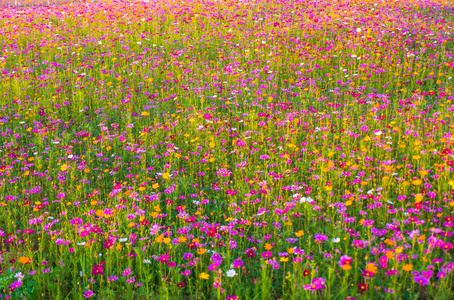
[19,256,31,265]
[295,230,305,237]
[366,263,377,273]
[402,264,413,272]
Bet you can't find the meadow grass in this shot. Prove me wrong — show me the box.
[0,0,454,299]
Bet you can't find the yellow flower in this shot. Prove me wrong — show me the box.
[402,264,413,272]
[141,111,150,116]
[152,183,159,189]
[412,179,422,186]
[197,248,206,255]
[412,155,421,160]
[209,142,216,148]
[280,257,289,262]
[162,173,170,180]
[342,265,352,271]
[116,243,123,251]
[199,272,209,280]
[265,243,273,250]
[415,194,423,203]
[61,164,69,171]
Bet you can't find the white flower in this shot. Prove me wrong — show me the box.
[15,272,24,282]
[226,269,237,277]
[356,28,362,33]
[143,259,151,264]
[374,130,382,136]
[119,238,127,242]
[332,238,340,243]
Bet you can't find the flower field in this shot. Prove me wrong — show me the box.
[0,0,454,298]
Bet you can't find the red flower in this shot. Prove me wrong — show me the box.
[303,269,310,277]
[206,226,218,237]
[357,283,368,292]
[441,148,452,156]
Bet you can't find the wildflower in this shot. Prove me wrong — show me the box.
[413,275,429,286]
[402,264,413,272]
[9,280,22,291]
[84,290,94,298]
[303,277,326,294]
[231,257,244,268]
[91,262,105,276]
[314,234,328,243]
[339,255,353,270]
[357,283,368,292]
[226,269,237,277]
[19,256,31,265]
[199,272,209,280]
[127,276,135,284]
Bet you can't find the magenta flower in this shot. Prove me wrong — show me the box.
[84,290,94,298]
[339,255,352,267]
[413,275,429,286]
[303,277,326,294]
[231,257,244,268]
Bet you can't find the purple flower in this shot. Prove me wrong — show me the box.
[208,263,220,271]
[413,275,430,286]
[9,281,22,291]
[286,238,298,244]
[437,271,447,279]
[260,251,273,258]
[127,276,136,284]
[303,277,326,294]
[84,290,94,298]
[183,253,193,260]
[122,268,132,277]
[314,234,328,243]
[232,257,244,268]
